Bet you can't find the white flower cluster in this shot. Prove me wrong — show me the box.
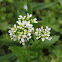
[35,26,52,41]
[8,13,52,45]
[8,13,37,45]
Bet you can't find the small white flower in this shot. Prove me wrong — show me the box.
[11,24,17,32]
[14,24,17,32]
[16,20,23,29]
[24,29,30,35]
[35,28,41,39]
[12,35,17,41]
[16,20,21,25]
[41,26,44,32]
[27,13,32,19]
[36,28,41,34]
[18,34,25,42]
[18,15,26,20]
[42,38,45,41]
[31,18,38,23]
[22,21,30,28]
[18,34,26,45]
[26,33,31,41]
[8,30,13,36]
[45,26,51,32]
[36,35,41,40]
[44,31,50,37]
[28,27,34,32]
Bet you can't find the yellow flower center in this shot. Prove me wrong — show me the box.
[14,28,16,31]
[32,20,34,22]
[20,24,22,27]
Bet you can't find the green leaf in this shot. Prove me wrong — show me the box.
[36,36,59,49]
[59,0,62,6]
[27,0,32,14]
[9,46,30,62]
[0,22,9,31]
[31,3,55,11]
[31,35,59,50]
[0,54,15,62]
[42,16,60,32]
[30,35,41,50]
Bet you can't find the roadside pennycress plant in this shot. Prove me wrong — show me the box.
[8,13,52,45]
[8,13,59,62]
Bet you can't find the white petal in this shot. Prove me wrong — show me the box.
[46,37,48,39]
[48,37,52,40]
[20,41,22,44]
[10,35,12,38]
[41,26,43,29]
[42,38,45,41]
[34,18,37,20]
[14,31,16,32]
[27,38,29,41]
[18,36,20,40]
[19,15,22,18]
[24,16,26,18]
[13,38,17,41]
[30,14,32,17]
[21,38,24,42]
[18,18,21,19]
[11,38,13,40]
[33,20,38,23]
[27,13,29,16]
[28,33,31,36]
[13,35,16,37]
[46,26,48,29]
[9,33,13,35]
[22,43,25,45]
[23,35,26,38]
[8,30,11,33]
[36,37,39,39]
[17,26,19,28]
[36,28,38,31]
[14,24,16,28]
[11,28,14,30]
[49,28,51,30]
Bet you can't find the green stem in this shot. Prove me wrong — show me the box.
[15,0,18,22]
[35,40,41,49]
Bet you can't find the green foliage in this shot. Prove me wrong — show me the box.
[49,46,62,62]
[31,3,55,11]
[30,35,59,50]
[42,16,60,32]
[0,54,16,62]
[0,22,9,31]
[9,46,30,62]
[27,0,32,14]
[59,0,62,6]
[9,35,59,62]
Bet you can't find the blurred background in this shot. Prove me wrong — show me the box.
[0,0,62,62]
